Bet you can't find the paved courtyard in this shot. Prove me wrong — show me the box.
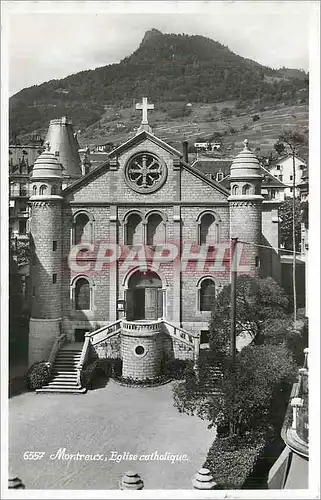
[9,380,215,490]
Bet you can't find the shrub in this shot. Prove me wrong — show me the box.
[165,358,191,380]
[252,114,260,122]
[110,357,122,378]
[27,362,50,389]
[81,360,100,389]
[204,431,268,489]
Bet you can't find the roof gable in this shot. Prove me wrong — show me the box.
[109,130,182,158]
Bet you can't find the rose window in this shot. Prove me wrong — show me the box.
[124,153,167,193]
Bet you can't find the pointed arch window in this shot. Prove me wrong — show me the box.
[199,278,216,312]
[232,185,239,195]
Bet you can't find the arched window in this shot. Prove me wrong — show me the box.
[126,213,143,246]
[199,278,216,312]
[74,212,91,244]
[32,185,37,196]
[198,212,220,245]
[75,278,90,310]
[39,184,47,195]
[242,184,251,195]
[147,213,165,245]
[232,185,239,195]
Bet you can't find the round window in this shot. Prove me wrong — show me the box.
[135,345,145,356]
[124,152,167,194]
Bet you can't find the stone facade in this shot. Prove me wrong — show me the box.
[28,126,281,371]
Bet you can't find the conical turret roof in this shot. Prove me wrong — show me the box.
[44,116,82,179]
[230,139,262,179]
[31,143,63,179]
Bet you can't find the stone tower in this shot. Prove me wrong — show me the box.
[28,144,63,366]
[44,116,82,187]
[228,140,263,276]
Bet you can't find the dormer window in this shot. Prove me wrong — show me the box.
[55,151,60,157]
[216,171,224,182]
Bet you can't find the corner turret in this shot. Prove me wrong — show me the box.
[228,140,263,276]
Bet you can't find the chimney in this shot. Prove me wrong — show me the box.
[182,140,188,163]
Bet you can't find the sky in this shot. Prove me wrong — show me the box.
[3,1,317,96]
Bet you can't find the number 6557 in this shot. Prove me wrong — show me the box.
[23,451,45,460]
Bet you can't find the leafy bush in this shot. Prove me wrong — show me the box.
[285,319,308,365]
[117,375,169,387]
[165,359,191,380]
[27,362,50,389]
[252,114,260,122]
[204,431,268,489]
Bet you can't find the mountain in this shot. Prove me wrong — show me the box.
[9,29,308,139]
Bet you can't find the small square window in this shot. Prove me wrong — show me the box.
[276,165,281,170]
[52,273,57,284]
[53,240,57,251]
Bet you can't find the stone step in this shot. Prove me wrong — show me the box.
[52,371,78,376]
[56,352,82,356]
[36,386,86,394]
[45,379,80,385]
[51,376,78,382]
[52,361,78,370]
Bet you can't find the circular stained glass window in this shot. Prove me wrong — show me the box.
[124,152,167,194]
[135,345,145,356]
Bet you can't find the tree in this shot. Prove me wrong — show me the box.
[209,276,289,359]
[274,129,308,324]
[172,277,295,436]
[279,197,301,250]
[173,342,296,436]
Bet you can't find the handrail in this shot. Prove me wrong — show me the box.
[46,333,66,370]
[91,327,122,346]
[85,319,122,338]
[162,320,197,347]
[76,336,90,385]
[77,320,123,385]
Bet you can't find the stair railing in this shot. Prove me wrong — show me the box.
[76,320,122,385]
[162,320,197,347]
[46,333,66,372]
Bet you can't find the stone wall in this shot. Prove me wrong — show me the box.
[29,318,61,366]
[121,332,163,380]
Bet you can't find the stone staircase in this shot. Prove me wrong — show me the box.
[36,344,86,394]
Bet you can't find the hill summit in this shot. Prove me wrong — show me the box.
[9,29,308,139]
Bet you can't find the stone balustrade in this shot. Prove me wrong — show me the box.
[122,319,163,336]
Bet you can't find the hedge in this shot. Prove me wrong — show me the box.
[204,431,267,489]
[27,362,51,389]
[81,358,122,389]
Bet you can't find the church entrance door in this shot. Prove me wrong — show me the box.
[126,271,163,321]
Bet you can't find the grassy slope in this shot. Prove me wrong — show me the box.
[78,101,308,155]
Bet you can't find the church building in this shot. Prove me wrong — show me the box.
[28,98,281,392]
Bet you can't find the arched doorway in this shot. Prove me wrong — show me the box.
[126,270,163,321]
